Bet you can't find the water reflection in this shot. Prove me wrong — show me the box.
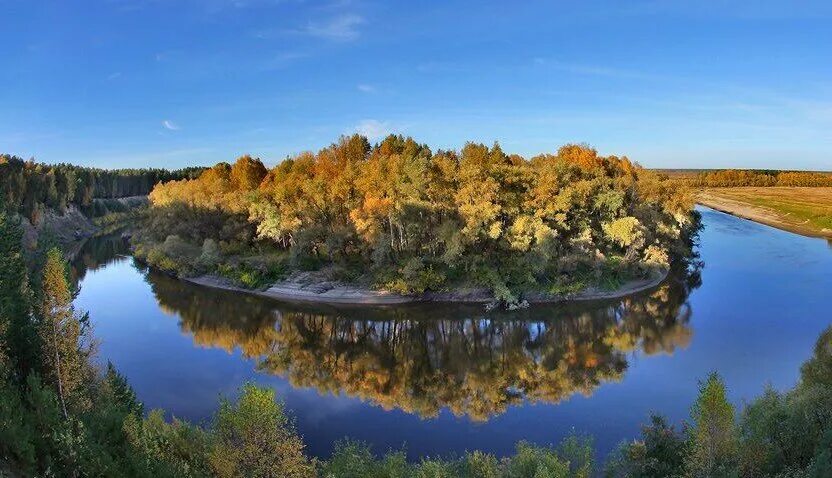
[74,209,832,460]
[153,271,697,420]
[69,230,131,286]
[72,232,702,422]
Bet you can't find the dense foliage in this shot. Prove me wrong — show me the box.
[138,135,695,304]
[605,331,832,478]
[0,154,204,222]
[2,209,832,476]
[690,169,832,187]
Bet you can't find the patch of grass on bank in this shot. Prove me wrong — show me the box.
[699,187,832,234]
[217,260,288,289]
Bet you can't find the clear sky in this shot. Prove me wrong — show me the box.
[2,0,831,170]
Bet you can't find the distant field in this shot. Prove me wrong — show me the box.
[697,187,832,238]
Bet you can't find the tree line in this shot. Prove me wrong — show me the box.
[690,169,832,187]
[0,154,204,222]
[137,135,697,304]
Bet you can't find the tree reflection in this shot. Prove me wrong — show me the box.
[71,229,702,421]
[68,231,132,286]
[142,262,700,422]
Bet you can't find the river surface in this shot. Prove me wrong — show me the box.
[72,206,832,460]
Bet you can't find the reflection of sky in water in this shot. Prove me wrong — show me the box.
[74,207,832,459]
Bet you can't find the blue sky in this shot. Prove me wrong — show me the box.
[2,0,831,170]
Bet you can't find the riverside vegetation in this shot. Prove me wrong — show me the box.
[659,168,832,238]
[2,206,832,476]
[134,135,697,305]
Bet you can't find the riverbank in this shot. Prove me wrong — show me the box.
[697,187,832,239]
[19,196,149,258]
[185,268,668,306]
[20,205,98,257]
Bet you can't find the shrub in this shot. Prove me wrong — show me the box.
[0,383,37,472]
[209,383,314,478]
[502,441,571,478]
[216,261,284,289]
[198,239,221,270]
[382,257,447,295]
[605,415,688,478]
[460,450,500,478]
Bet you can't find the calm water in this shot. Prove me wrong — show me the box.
[73,207,832,460]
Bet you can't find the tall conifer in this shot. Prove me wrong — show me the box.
[0,205,38,384]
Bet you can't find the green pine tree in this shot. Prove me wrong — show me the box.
[105,361,143,417]
[0,207,39,384]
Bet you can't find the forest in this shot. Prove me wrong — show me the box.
[688,169,832,187]
[1,204,831,476]
[0,154,204,221]
[135,135,697,305]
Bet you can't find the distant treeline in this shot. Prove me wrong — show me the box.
[0,154,204,221]
[665,169,832,187]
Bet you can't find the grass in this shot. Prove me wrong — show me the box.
[697,187,832,237]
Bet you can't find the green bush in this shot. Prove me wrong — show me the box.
[548,275,590,296]
[320,439,410,478]
[380,257,447,295]
[605,415,688,478]
[197,239,222,270]
[502,441,571,478]
[0,383,37,472]
[216,261,285,289]
[210,383,314,478]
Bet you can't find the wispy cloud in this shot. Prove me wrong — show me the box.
[533,58,661,81]
[117,0,293,14]
[621,0,832,20]
[259,51,309,70]
[162,120,180,131]
[106,72,122,81]
[354,119,391,140]
[416,61,468,74]
[301,13,365,41]
[357,83,375,93]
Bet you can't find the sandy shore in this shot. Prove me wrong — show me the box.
[185,269,668,306]
[697,190,832,239]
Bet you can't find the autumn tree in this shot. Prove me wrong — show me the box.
[36,248,94,417]
[229,155,267,192]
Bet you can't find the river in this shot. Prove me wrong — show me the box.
[72,206,832,460]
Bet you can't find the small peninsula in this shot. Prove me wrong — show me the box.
[131,135,698,307]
